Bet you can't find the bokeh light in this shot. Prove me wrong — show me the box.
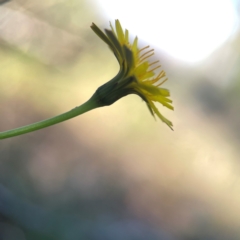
[95,0,238,63]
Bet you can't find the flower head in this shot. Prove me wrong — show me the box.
[91,20,174,129]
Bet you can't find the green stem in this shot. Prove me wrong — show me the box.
[0,95,100,140]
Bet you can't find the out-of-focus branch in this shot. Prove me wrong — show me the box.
[0,184,99,240]
[0,184,62,236]
[0,184,172,240]
[0,4,83,67]
[0,0,10,6]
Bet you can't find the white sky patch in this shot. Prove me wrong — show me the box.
[94,0,238,63]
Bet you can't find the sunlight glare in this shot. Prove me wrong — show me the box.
[94,0,237,63]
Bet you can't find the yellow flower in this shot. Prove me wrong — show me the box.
[91,20,174,129]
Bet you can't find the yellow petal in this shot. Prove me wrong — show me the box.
[134,62,149,76]
[132,37,138,54]
[115,20,125,44]
[149,101,173,130]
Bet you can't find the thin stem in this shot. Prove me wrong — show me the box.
[0,95,100,140]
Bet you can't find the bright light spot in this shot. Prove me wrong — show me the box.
[94,0,237,63]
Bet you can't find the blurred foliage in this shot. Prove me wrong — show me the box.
[0,0,240,240]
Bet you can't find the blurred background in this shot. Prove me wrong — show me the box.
[0,0,240,239]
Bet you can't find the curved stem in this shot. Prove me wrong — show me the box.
[0,95,100,139]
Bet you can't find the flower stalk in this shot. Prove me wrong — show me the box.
[0,95,100,139]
